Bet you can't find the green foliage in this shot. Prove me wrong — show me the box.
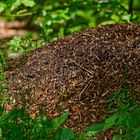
[0,0,140,57]
[53,111,69,128]
[0,108,72,140]
[0,52,8,108]
[0,52,7,70]
[0,0,140,139]
[82,83,140,140]
[8,36,45,54]
[54,128,75,140]
[0,0,140,43]
[8,37,22,52]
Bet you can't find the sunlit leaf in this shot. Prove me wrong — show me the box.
[11,0,21,11]
[53,111,69,128]
[0,2,6,13]
[21,0,35,7]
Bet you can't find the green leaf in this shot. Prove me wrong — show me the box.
[0,128,2,138]
[133,127,140,140]
[21,0,35,7]
[105,114,118,124]
[112,135,121,140]
[0,2,6,13]
[9,36,22,52]
[78,133,88,140]
[104,114,118,130]
[100,20,115,25]
[53,111,69,128]
[17,9,27,15]
[0,52,7,69]
[54,128,75,140]
[11,0,21,11]
[121,15,131,22]
[86,123,105,134]
[83,131,97,138]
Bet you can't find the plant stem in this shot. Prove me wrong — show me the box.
[128,0,133,16]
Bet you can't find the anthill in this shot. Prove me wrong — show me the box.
[6,24,140,134]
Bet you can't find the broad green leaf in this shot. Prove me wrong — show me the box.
[133,127,140,140]
[105,114,118,124]
[21,0,35,7]
[0,2,6,13]
[78,133,88,140]
[17,9,27,15]
[100,20,115,25]
[54,128,75,140]
[112,135,121,140]
[104,114,118,130]
[86,123,105,134]
[117,113,128,126]
[53,111,69,128]
[121,15,131,22]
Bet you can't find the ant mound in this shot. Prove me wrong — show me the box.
[6,24,140,133]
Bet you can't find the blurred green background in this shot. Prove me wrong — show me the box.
[0,0,140,58]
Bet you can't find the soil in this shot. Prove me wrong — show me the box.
[6,24,140,139]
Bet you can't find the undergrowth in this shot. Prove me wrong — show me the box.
[85,82,140,140]
[0,53,140,140]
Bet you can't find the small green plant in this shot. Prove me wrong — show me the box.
[82,82,140,140]
[0,109,75,140]
[8,36,46,55]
